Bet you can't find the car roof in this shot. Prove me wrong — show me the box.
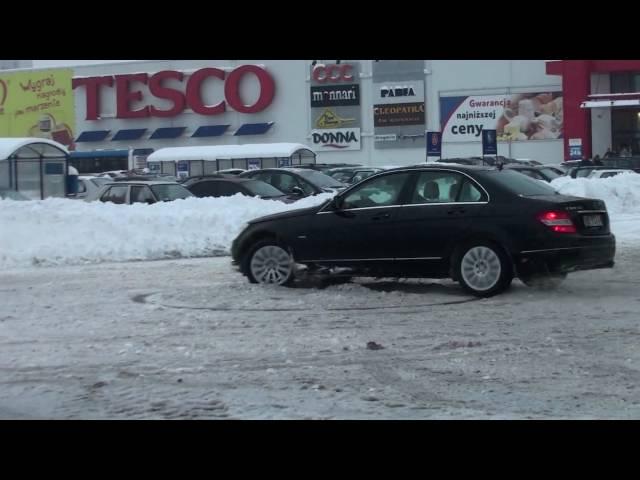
[104,180,181,186]
[185,176,257,183]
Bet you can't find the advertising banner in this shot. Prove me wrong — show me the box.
[426,131,441,157]
[440,91,563,143]
[0,68,76,148]
[309,62,361,153]
[372,60,426,149]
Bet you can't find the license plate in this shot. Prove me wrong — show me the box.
[583,214,603,227]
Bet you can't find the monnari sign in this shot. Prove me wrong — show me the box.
[72,65,276,120]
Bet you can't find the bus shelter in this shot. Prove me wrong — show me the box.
[0,138,70,199]
[146,143,316,178]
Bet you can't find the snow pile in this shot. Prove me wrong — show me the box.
[0,194,333,268]
[550,173,640,214]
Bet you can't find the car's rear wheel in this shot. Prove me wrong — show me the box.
[244,240,294,286]
[520,272,567,289]
[455,241,513,297]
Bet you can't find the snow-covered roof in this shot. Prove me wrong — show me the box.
[0,138,69,160]
[147,143,315,162]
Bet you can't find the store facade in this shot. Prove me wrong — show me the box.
[11,60,637,167]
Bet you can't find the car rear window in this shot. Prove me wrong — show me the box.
[296,169,346,188]
[484,170,557,196]
[538,168,561,179]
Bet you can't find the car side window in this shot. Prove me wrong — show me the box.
[342,173,410,209]
[189,181,219,197]
[130,186,156,204]
[410,171,466,204]
[271,173,297,193]
[100,185,128,204]
[252,172,272,184]
[458,180,484,202]
[218,183,242,196]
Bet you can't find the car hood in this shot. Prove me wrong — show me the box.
[248,203,326,224]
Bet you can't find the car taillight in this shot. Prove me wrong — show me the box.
[537,210,577,234]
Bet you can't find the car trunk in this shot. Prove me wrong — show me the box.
[528,194,610,235]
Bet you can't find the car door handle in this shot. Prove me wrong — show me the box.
[371,212,391,221]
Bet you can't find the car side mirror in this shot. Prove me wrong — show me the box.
[145,198,155,205]
[332,196,344,210]
[290,186,305,196]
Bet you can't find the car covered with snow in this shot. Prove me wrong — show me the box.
[87,181,194,204]
[231,164,616,297]
[587,169,637,179]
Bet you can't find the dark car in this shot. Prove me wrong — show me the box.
[87,181,194,204]
[327,167,385,185]
[294,163,362,174]
[239,168,347,197]
[231,164,615,297]
[504,165,562,182]
[183,176,297,203]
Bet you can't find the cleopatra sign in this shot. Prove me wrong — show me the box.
[72,65,276,120]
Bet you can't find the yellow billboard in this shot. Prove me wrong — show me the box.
[0,68,75,148]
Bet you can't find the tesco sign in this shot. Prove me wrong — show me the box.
[72,65,276,120]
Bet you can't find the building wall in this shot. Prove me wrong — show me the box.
[590,73,612,157]
[68,60,564,165]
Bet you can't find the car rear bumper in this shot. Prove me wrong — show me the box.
[516,235,616,274]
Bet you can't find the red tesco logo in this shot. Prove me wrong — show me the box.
[312,64,354,83]
[72,65,276,120]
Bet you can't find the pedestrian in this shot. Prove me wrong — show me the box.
[593,154,603,166]
[604,147,615,158]
[620,144,631,157]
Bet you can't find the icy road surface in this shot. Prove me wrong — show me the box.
[1,246,640,420]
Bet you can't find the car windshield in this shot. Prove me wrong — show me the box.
[484,170,558,196]
[90,178,111,188]
[329,171,354,183]
[295,169,346,188]
[243,180,285,197]
[538,168,561,180]
[149,184,194,201]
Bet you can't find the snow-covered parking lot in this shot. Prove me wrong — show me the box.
[1,173,640,419]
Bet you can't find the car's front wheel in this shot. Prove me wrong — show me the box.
[455,241,513,297]
[244,240,294,286]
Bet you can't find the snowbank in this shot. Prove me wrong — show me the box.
[0,194,333,268]
[4,173,640,268]
[550,173,640,214]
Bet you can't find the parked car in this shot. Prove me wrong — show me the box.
[183,176,297,203]
[231,164,615,297]
[504,165,562,182]
[294,163,362,174]
[564,166,608,179]
[217,169,246,175]
[87,181,194,204]
[327,167,385,185]
[587,169,637,179]
[71,176,111,200]
[0,189,30,200]
[239,168,347,197]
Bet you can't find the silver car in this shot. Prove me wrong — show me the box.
[72,176,112,200]
[86,181,194,204]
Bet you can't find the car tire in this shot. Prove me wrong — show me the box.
[520,272,567,289]
[454,241,513,297]
[243,240,295,286]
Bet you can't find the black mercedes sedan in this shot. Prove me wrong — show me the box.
[231,164,616,297]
